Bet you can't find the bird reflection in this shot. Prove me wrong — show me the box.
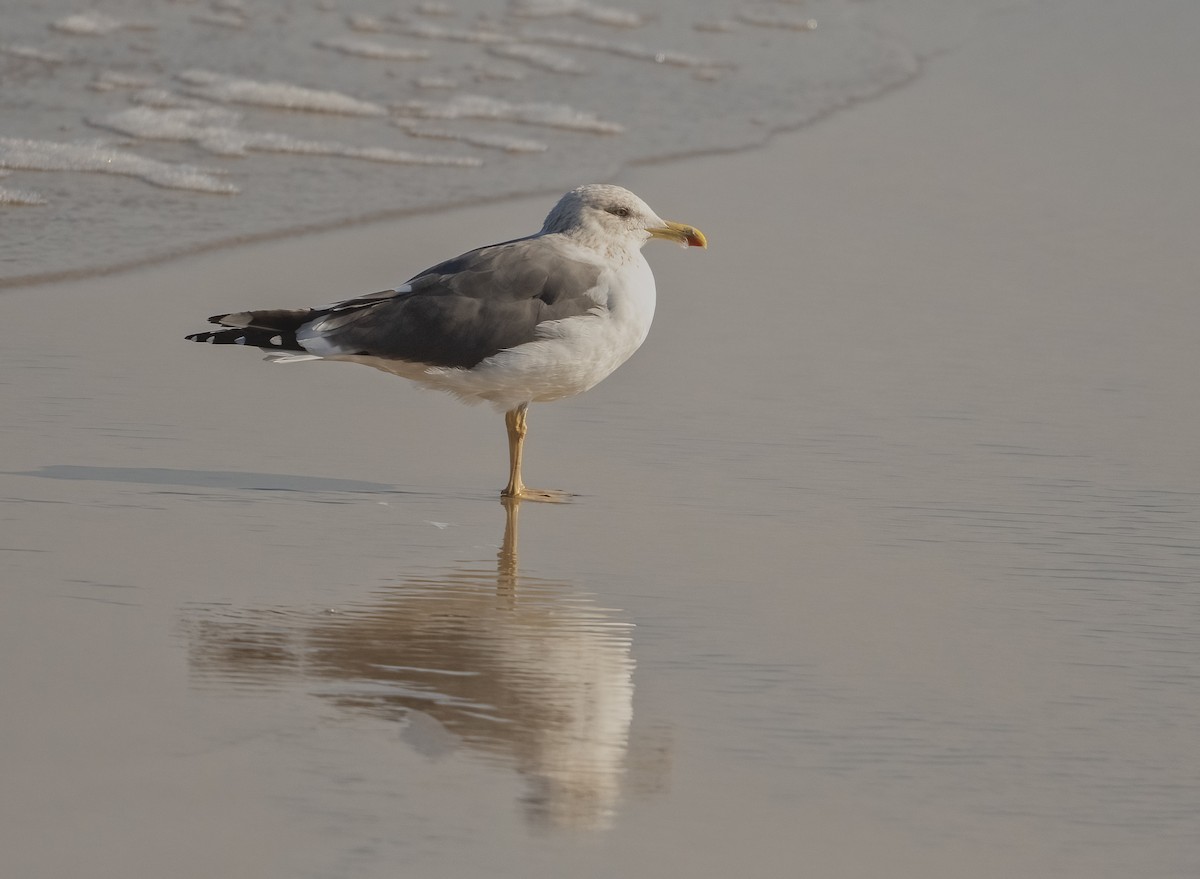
[185,498,636,830]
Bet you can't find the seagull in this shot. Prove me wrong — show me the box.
[186,184,707,501]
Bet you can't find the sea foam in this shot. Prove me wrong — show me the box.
[50,12,126,36]
[177,69,389,116]
[316,36,432,62]
[0,137,237,193]
[3,0,924,284]
[487,43,586,74]
[508,0,645,28]
[90,107,483,167]
[394,94,623,134]
[519,29,728,69]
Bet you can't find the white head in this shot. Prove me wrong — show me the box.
[541,184,706,255]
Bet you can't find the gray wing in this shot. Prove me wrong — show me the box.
[299,236,606,369]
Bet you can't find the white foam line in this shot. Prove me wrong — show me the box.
[316,35,432,61]
[130,88,214,110]
[177,69,388,116]
[735,10,818,31]
[393,93,623,134]
[508,0,646,29]
[389,18,512,44]
[346,13,388,33]
[0,137,238,193]
[401,123,549,153]
[0,185,48,206]
[91,107,483,167]
[519,29,729,68]
[487,43,585,74]
[2,44,67,63]
[50,12,125,36]
[692,20,738,34]
[90,70,155,92]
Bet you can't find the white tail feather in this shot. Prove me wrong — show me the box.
[263,353,323,363]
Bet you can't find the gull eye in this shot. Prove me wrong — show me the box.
[606,206,632,219]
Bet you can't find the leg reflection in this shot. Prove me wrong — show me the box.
[498,495,520,596]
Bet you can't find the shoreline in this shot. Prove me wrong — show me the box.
[4,0,1200,875]
[0,0,925,289]
[0,59,926,292]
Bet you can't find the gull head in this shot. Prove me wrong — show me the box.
[542,184,707,254]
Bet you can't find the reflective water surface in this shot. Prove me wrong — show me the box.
[184,500,639,831]
[4,2,1200,876]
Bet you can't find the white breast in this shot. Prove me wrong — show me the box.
[417,251,657,410]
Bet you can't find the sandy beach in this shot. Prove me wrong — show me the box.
[4,1,1200,877]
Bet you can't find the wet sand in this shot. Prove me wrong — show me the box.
[4,2,1200,877]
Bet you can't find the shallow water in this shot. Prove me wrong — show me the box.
[1,0,923,285]
[4,1,1200,877]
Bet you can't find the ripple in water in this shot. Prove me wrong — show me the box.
[1,0,919,285]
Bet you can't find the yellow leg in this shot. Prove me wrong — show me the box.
[502,404,528,499]
[500,404,571,503]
